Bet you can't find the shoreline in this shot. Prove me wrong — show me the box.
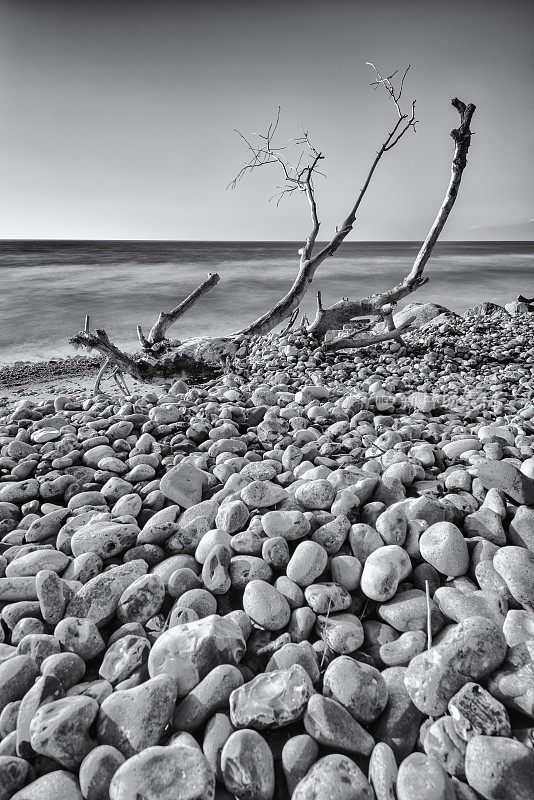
[1,298,534,796]
[0,354,155,408]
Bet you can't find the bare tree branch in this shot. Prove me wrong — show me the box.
[328,314,414,352]
[308,96,475,340]
[148,272,220,343]
[229,110,325,270]
[235,64,417,337]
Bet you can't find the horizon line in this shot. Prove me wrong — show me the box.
[1,238,533,244]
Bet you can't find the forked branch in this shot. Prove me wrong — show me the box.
[309,96,476,340]
[233,64,418,337]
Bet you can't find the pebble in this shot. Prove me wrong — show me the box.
[476,460,534,505]
[97,674,177,756]
[230,664,313,729]
[286,541,328,587]
[0,655,40,715]
[369,742,398,800]
[464,735,534,800]
[202,712,234,782]
[10,770,84,799]
[396,752,453,800]
[419,522,469,576]
[148,614,246,696]
[29,695,98,768]
[242,579,290,630]
[281,734,319,796]
[323,655,388,724]
[405,615,507,715]
[0,755,30,799]
[109,744,215,800]
[493,546,534,611]
[261,510,310,540]
[448,681,511,740]
[292,753,374,800]
[16,673,64,757]
[160,464,205,509]
[221,729,274,800]
[304,693,375,756]
[2,303,534,797]
[173,664,243,732]
[79,745,125,800]
[54,617,105,661]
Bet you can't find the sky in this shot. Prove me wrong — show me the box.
[0,0,533,241]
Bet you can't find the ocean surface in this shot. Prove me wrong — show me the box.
[0,240,533,366]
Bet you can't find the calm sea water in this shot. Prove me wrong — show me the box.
[0,240,533,365]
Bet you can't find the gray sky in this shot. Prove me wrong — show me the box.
[0,0,533,240]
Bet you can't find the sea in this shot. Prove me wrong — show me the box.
[0,240,532,366]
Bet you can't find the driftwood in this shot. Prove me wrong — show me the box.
[70,66,476,391]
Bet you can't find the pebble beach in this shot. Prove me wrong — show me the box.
[1,298,534,800]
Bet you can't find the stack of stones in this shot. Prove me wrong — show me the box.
[0,302,534,799]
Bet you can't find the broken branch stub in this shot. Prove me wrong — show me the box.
[148,272,220,344]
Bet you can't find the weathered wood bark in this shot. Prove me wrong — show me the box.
[235,95,417,337]
[70,82,475,387]
[71,328,237,385]
[308,98,476,340]
[328,314,414,352]
[148,272,220,344]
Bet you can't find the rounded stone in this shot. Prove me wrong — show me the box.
[54,617,105,662]
[286,541,328,587]
[360,545,411,602]
[173,664,243,732]
[29,695,98,769]
[109,744,216,800]
[10,770,83,800]
[221,729,274,800]
[419,522,469,577]
[40,652,86,690]
[243,580,290,631]
[261,510,310,541]
[174,588,218,619]
[282,734,319,797]
[116,574,165,624]
[148,614,246,697]
[96,674,178,757]
[160,463,205,508]
[323,655,388,725]
[493,546,534,611]
[79,745,126,800]
[303,694,374,757]
[465,735,534,800]
[0,755,30,799]
[396,752,453,800]
[230,664,313,730]
[304,583,351,614]
[292,754,373,800]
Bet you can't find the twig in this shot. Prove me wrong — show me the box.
[93,357,110,396]
[425,579,432,649]
[320,593,334,671]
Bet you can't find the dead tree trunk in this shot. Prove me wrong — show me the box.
[308,98,475,343]
[70,66,475,389]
